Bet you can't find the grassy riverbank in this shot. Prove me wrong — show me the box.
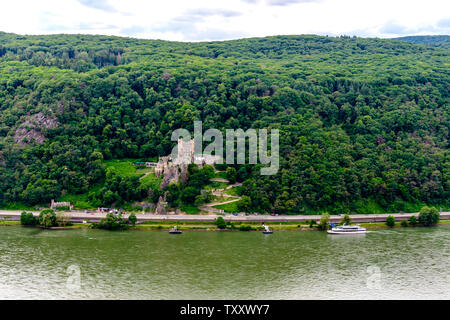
[2,218,449,231]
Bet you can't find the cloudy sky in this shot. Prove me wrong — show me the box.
[0,0,448,41]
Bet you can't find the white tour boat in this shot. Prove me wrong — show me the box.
[262,225,273,234]
[327,225,366,235]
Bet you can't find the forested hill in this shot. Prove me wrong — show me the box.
[0,32,448,214]
[393,35,450,49]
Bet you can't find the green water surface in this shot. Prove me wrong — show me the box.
[0,227,449,299]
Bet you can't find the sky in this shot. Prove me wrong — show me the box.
[0,0,448,41]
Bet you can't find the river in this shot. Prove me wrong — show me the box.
[0,226,449,299]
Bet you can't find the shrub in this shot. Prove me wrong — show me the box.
[418,206,440,226]
[194,195,205,206]
[309,219,316,228]
[55,206,70,211]
[20,211,37,226]
[385,215,395,227]
[239,224,252,231]
[237,195,252,213]
[226,167,237,184]
[317,212,330,230]
[215,216,227,229]
[409,215,417,226]
[38,209,57,228]
[181,186,199,203]
[91,213,129,230]
[400,220,408,227]
[128,213,137,225]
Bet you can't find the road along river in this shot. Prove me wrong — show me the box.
[1,210,449,223]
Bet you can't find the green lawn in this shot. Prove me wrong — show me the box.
[204,181,229,190]
[56,158,160,210]
[214,171,227,179]
[213,200,241,213]
[224,186,242,196]
[140,171,162,190]
[104,158,154,177]
[181,204,201,214]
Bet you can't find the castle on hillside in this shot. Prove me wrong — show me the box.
[154,138,221,189]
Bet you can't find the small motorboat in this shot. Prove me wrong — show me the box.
[262,225,273,234]
[169,226,182,234]
[327,225,366,235]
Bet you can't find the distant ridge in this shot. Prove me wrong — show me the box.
[392,35,450,49]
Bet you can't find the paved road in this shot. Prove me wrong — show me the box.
[1,210,449,223]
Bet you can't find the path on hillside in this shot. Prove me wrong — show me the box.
[139,171,152,180]
[199,178,243,213]
[209,178,229,183]
[138,167,157,180]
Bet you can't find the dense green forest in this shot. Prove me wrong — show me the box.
[0,32,448,214]
[394,35,450,49]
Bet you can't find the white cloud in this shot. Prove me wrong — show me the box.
[77,0,118,13]
[0,0,448,41]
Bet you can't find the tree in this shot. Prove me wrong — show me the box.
[215,216,227,229]
[238,195,252,213]
[236,166,248,182]
[187,165,210,190]
[92,213,129,230]
[128,213,137,225]
[201,164,215,179]
[56,211,71,227]
[21,179,61,206]
[408,215,417,226]
[194,195,205,207]
[38,209,57,228]
[103,190,119,206]
[165,183,181,208]
[181,186,199,204]
[318,212,330,230]
[340,214,352,225]
[385,215,395,227]
[418,206,440,226]
[20,211,37,226]
[226,167,237,184]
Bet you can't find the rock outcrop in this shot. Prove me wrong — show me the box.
[14,112,58,146]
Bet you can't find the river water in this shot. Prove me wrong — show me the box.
[0,226,449,299]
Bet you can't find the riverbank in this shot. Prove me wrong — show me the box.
[1,209,450,224]
[2,219,450,231]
